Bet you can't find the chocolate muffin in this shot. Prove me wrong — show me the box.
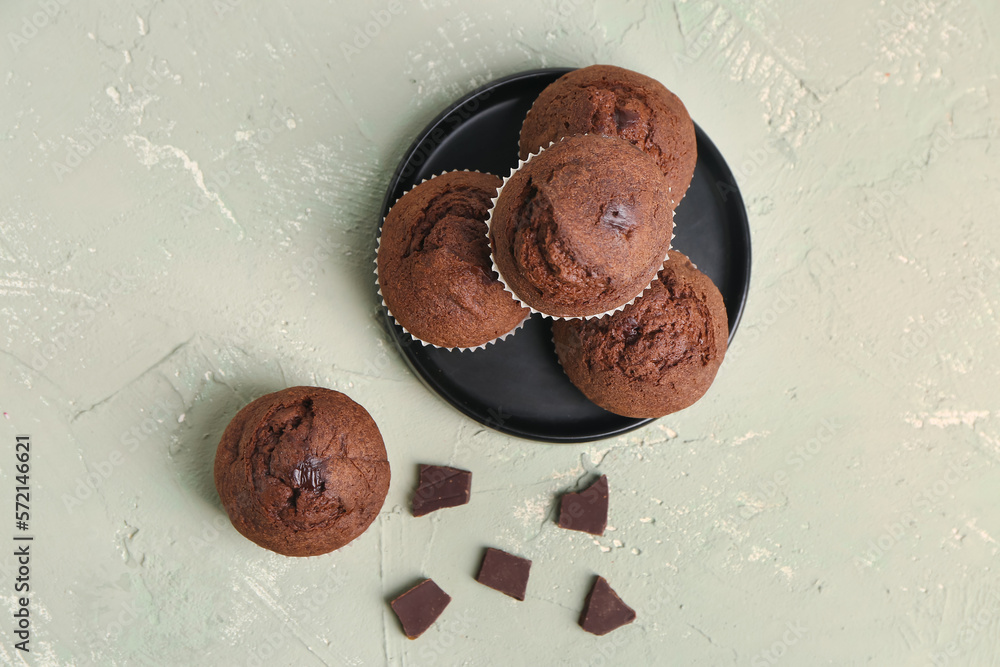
[552,251,728,418]
[214,386,390,557]
[377,171,528,349]
[489,134,674,318]
[519,65,697,206]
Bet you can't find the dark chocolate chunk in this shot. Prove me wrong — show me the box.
[558,475,609,536]
[390,579,451,639]
[579,576,636,636]
[599,201,636,234]
[412,464,472,517]
[613,104,641,129]
[475,547,532,601]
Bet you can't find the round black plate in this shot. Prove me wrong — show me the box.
[378,68,751,443]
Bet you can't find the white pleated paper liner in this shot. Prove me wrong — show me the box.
[516,74,695,211]
[485,136,676,321]
[375,169,530,352]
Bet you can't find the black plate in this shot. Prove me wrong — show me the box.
[378,68,751,443]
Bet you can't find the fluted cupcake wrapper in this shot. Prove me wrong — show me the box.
[485,137,676,321]
[375,169,530,352]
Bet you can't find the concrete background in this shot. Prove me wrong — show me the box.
[1,0,999,665]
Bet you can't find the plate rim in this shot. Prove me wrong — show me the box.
[376,67,751,443]
[378,67,576,217]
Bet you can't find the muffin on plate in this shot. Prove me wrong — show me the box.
[214,386,390,557]
[552,251,728,418]
[489,134,674,319]
[519,65,697,206]
[377,170,528,349]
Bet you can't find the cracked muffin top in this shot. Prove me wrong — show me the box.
[377,170,528,348]
[489,134,674,318]
[214,386,390,557]
[519,65,697,207]
[552,251,728,418]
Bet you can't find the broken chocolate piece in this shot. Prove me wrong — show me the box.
[412,464,472,517]
[475,547,532,601]
[390,579,451,639]
[558,475,609,536]
[579,576,636,636]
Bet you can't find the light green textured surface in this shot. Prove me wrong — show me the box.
[2,0,1000,665]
